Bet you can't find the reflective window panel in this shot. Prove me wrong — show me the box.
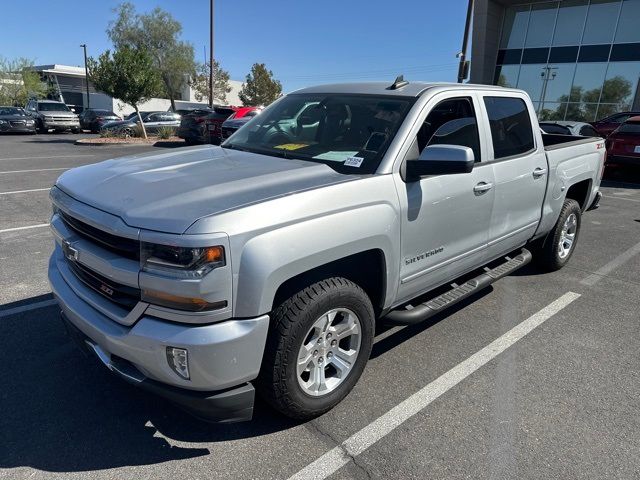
[582,0,621,45]
[570,63,608,102]
[494,65,521,87]
[614,0,640,44]
[525,3,558,47]
[540,102,567,120]
[500,5,530,49]
[542,64,577,103]
[552,0,589,46]
[600,61,640,109]
[517,64,546,103]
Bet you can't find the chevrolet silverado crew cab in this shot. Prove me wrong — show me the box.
[49,80,604,422]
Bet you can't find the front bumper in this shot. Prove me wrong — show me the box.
[43,120,80,130]
[61,313,256,422]
[49,253,269,422]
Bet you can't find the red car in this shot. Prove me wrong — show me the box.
[606,116,640,167]
[177,106,237,145]
[591,111,640,137]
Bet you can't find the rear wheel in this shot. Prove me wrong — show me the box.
[535,198,582,271]
[257,277,374,420]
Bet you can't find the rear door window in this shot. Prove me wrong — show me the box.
[483,97,535,159]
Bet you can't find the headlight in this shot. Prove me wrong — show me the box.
[0,120,6,124]
[140,242,225,279]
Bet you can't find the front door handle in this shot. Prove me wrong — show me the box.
[533,167,548,178]
[473,182,493,194]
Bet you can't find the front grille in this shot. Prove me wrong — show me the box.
[47,116,76,122]
[60,211,140,260]
[68,260,141,308]
[10,120,26,127]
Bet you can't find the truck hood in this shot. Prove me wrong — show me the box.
[55,145,354,234]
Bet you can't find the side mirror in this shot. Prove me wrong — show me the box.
[405,145,475,180]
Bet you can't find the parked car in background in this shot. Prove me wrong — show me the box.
[24,99,80,133]
[218,107,262,143]
[177,106,236,145]
[606,116,640,167]
[0,106,36,133]
[591,111,640,137]
[101,111,181,136]
[540,121,600,137]
[79,109,121,133]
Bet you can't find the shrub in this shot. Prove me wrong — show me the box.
[156,126,173,139]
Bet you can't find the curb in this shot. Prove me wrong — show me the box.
[74,139,184,147]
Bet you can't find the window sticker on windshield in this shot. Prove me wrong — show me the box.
[274,143,309,151]
[344,156,364,168]
[313,151,359,162]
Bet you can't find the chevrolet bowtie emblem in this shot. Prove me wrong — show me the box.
[62,239,79,262]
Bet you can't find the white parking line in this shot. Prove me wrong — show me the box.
[0,223,50,234]
[0,187,50,195]
[0,299,57,319]
[0,154,94,162]
[288,292,581,480]
[0,167,68,175]
[580,240,640,286]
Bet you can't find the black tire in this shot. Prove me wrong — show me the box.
[535,198,582,271]
[71,128,81,134]
[36,120,47,134]
[257,277,374,420]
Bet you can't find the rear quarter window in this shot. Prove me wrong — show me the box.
[483,97,535,159]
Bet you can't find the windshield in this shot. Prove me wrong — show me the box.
[38,103,70,112]
[222,93,414,174]
[0,107,26,116]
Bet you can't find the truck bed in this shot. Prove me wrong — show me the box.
[542,133,603,150]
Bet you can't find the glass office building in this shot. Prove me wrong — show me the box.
[472,0,640,121]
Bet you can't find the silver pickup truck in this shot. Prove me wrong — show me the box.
[48,80,604,422]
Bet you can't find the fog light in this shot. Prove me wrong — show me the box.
[166,347,190,380]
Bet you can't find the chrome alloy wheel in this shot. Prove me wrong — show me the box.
[558,213,578,259]
[296,308,362,397]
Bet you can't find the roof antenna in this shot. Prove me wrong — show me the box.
[387,75,409,90]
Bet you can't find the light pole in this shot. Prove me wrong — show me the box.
[457,0,474,83]
[80,44,90,110]
[209,0,215,107]
[538,65,557,117]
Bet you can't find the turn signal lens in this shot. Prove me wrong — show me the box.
[142,289,227,312]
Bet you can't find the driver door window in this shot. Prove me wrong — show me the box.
[415,97,481,161]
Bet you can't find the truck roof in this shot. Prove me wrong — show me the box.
[293,81,516,97]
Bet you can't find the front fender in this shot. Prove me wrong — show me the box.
[233,204,400,318]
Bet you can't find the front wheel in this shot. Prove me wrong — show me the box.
[536,198,582,271]
[257,277,374,420]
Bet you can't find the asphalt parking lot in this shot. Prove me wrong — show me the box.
[1,133,640,480]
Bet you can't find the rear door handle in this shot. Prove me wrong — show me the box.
[473,182,493,194]
[533,167,548,178]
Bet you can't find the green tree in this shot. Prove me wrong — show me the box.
[239,63,282,107]
[107,2,196,111]
[0,56,47,106]
[191,60,232,105]
[87,46,162,139]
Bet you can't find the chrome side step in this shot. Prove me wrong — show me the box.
[385,248,532,325]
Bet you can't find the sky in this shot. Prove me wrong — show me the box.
[0,0,469,92]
